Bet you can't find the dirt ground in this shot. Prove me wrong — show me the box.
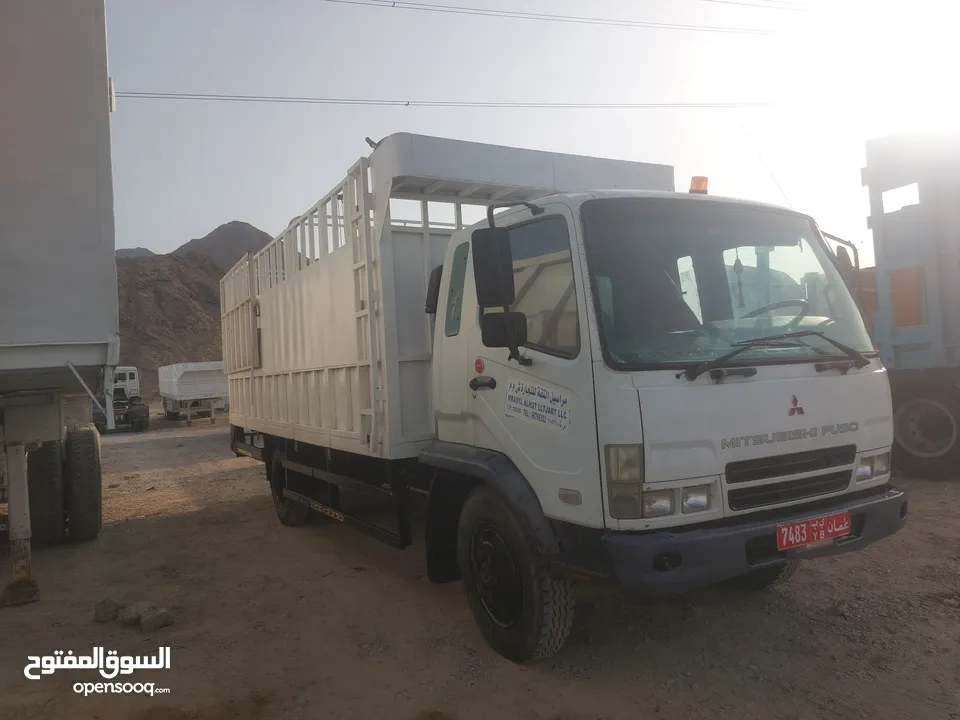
[1,425,959,720]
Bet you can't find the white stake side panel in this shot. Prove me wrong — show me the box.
[0,0,119,388]
[222,132,675,459]
[158,362,228,402]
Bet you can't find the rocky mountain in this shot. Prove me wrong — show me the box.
[116,220,273,272]
[115,221,274,397]
[116,247,156,259]
[172,221,273,272]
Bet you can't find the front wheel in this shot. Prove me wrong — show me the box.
[457,486,574,663]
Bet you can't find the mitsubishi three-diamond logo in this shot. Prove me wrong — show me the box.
[788,395,804,416]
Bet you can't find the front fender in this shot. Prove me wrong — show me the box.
[419,441,560,556]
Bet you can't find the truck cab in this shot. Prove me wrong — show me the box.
[428,185,906,600]
[93,365,149,433]
[113,366,141,402]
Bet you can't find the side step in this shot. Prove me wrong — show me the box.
[280,457,411,550]
[230,439,263,461]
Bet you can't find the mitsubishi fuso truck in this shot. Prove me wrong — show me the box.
[223,133,907,662]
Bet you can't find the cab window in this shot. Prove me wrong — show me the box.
[445,242,470,337]
[503,216,580,358]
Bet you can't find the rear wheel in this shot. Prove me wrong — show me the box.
[457,486,574,663]
[65,424,103,542]
[27,441,64,548]
[892,387,960,478]
[727,561,799,591]
[269,451,309,526]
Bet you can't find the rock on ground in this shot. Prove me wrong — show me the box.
[94,598,125,623]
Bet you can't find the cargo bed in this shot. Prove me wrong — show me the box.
[221,133,674,459]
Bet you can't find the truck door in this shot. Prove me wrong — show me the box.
[463,206,604,528]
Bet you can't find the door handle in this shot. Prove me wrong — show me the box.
[469,376,497,391]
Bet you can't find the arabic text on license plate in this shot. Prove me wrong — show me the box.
[776,511,851,551]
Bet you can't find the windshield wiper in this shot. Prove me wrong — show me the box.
[736,330,871,369]
[676,330,869,382]
[677,338,809,381]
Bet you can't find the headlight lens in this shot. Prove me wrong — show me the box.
[642,490,674,518]
[606,445,644,519]
[606,445,642,483]
[681,484,711,514]
[872,452,891,476]
[857,451,892,481]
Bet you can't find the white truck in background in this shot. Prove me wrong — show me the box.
[92,365,150,433]
[0,0,116,605]
[223,133,907,662]
[159,361,227,423]
[113,366,142,401]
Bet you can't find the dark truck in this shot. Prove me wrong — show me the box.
[93,387,149,433]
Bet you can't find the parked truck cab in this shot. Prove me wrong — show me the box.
[224,134,907,662]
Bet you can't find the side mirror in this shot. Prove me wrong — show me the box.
[481,312,527,349]
[471,227,515,309]
[424,265,443,314]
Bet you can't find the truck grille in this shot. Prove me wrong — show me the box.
[725,445,856,485]
[728,471,852,511]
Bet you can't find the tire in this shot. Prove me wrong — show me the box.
[457,485,574,663]
[727,561,800,591]
[64,424,103,542]
[892,387,960,478]
[269,451,309,526]
[27,441,64,548]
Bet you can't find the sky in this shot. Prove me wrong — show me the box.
[105,0,954,266]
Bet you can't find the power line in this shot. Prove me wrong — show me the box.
[115,91,774,109]
[319,0,777,34]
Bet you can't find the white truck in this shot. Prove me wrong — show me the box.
[92,365,150,433]
[113,366,142,402]
[159,361,227,423]
[223,133,907,662]
[0,0,115,604]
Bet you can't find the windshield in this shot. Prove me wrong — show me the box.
[580,197,874,370]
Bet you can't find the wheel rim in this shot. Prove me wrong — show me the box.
[470,522,523,628]
[894,398,958,459]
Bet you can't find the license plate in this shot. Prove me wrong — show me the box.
[776,511,851,551]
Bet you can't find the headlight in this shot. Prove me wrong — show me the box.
[642,490,674,518]
[605,445,642,483]
[857,451,892,481]
[873,452,891,476]
[681,484,712,514]
[605,445,643,519]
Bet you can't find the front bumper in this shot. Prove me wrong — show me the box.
[601,485,907,596]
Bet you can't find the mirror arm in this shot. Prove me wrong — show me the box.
[822,231,860,270]
[822,230,861,305]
